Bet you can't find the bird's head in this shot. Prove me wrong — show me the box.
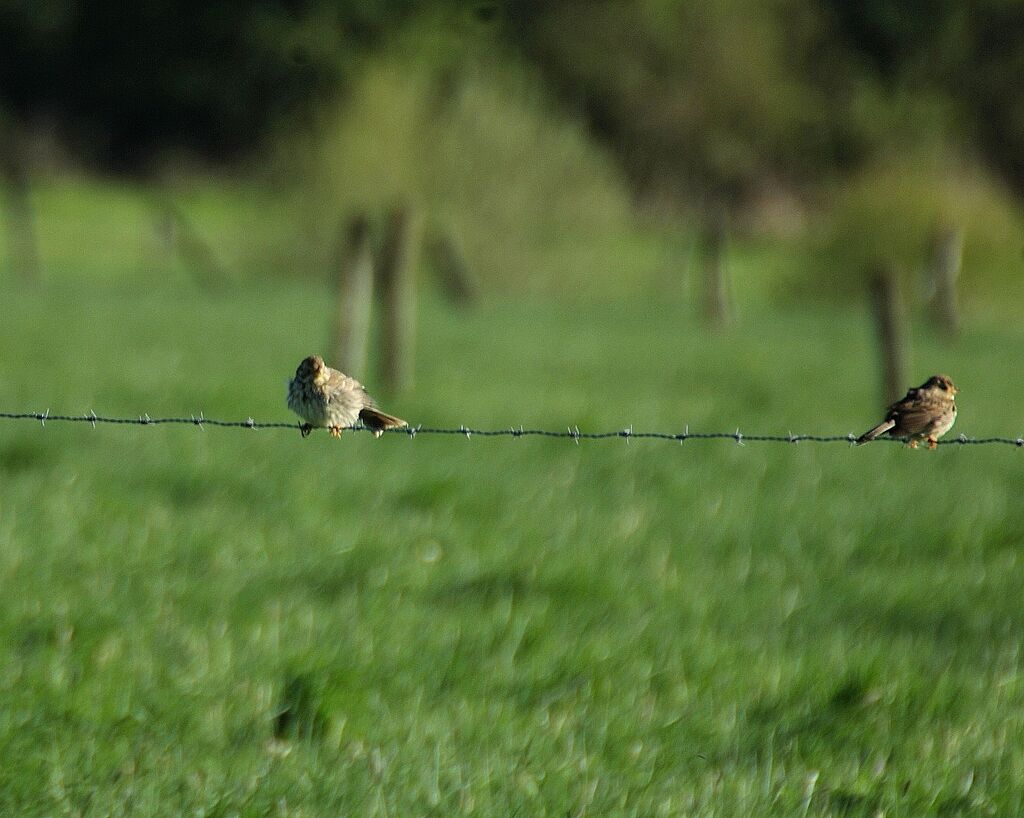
[296,355,326,382]
[923,374,958,395]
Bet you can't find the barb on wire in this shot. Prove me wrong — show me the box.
[0,410,1022,446]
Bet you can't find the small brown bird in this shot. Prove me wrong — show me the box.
[857,374,959,449]
[287,355,406,439]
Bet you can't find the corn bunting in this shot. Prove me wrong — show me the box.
[287,355,407,438]
[857,374,958,449]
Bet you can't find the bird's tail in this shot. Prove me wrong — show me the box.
[359,408,407,438]
[856,419,896,445]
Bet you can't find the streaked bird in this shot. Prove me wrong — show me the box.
[857,374,958,449]
[287,355,406,439]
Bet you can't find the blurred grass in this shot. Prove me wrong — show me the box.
[1,273,1024,815]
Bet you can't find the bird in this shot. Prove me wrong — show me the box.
[287,355,407,439]
[856,374,959,449]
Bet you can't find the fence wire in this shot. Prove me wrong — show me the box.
[1,410,1021,446]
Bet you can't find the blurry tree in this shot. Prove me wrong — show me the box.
[0,108,40,281]
[822,0,1024,191]
[500,0,846,317]
[0,0,435,168]
[806,153,1023,305]
[966,6,1024,191]
[503,0,837,208]
[504,0,1024,201]
[296,13,645,298]
[1,0,1021,201]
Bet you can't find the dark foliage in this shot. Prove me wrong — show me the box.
[0,0,1022,193]
[0,0,424,167]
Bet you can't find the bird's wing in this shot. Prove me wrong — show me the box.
[886,388,918,415]
[323,368,376,413]
[891,395,947,435]
[324,368,361,391]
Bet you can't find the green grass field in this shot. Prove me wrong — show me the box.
[1,274,1023,816]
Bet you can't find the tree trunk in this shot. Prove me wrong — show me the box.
[425,228,477,306]
[927,224,962,338]
[149,193,228,289]
[701,211,731,326]
[378,205,421,394]
[870,264,910,408]
[0,124,41,283]
[331,213,375,379]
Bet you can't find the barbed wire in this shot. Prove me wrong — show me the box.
[1,410,1022,446]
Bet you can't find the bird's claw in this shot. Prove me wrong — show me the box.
[329,426,343,439]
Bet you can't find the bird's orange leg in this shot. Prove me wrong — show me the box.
[927,436,938,450]
[328,426,343,439]
[908,439,919,449]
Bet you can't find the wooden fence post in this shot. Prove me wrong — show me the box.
[149,194,229,289]
[870,263,910,408]
[701,210,731,326]
[0,123,41,283]
[425,227,477,306]
[331,213,375,379]
[378,205,421,394]
[927,224,962,338]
